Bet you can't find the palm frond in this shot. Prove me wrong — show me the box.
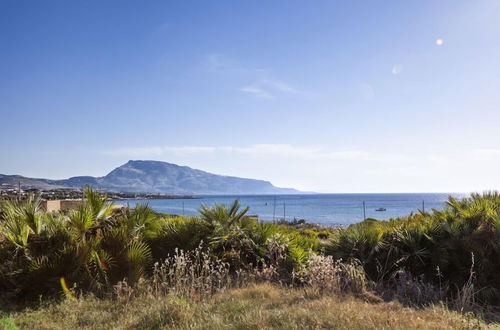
[126,241,152,283]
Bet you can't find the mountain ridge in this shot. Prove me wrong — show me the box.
[0,160,300,195]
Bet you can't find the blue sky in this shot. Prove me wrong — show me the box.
[1,0,499,192]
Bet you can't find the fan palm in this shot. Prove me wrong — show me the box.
[0,194,44,248]
[120,203,162,240]
[198,200,264,266]
[199,200,250,247]
[84,186,114,222]
[151,216,210,258]
[199,199,250,229]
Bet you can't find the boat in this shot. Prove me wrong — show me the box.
[375,208,386,211]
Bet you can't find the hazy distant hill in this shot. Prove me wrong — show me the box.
[0,160,299,195]
[0,174,65,190]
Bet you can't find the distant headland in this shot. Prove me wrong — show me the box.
[0,160,300,195]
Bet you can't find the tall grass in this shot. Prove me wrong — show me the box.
[151,246,231,299]
[293,255,368,295]
[5,284,489,330]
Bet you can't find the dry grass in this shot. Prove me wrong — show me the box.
[2,284,494,330]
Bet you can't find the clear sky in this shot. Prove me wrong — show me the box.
[1,0,499,193]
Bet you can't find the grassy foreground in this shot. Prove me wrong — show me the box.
[1,284,490,330]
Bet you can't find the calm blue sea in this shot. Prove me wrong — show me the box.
[117,193,467,226]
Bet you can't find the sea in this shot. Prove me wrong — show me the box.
[117,193,467,226]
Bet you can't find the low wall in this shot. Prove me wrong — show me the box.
[41,200,84,212]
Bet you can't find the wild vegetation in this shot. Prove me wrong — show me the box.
[0,188,325,299]
[0,189,499,328]
[327,192,500,309]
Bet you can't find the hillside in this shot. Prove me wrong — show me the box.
[0,174,64,190]
[0,160,299,195]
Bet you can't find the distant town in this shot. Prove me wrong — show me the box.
[0,182,195,202]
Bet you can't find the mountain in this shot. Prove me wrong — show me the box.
[0,160,300,195]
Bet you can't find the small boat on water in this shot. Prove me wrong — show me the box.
[375,208,386,211]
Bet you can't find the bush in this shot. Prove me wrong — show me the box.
[326,191,500,305]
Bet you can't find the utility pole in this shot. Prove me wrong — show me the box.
[363,201,366,220]
[422,200,425,212]
[283,201,286,221]
[273,197,276,222]
[17,181,21,200]
[182,201,185,216]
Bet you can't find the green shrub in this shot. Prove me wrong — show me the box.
[326,191,500,305]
